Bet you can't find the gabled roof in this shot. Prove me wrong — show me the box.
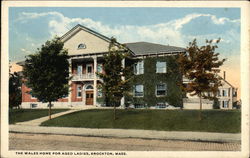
[219,76,235,88]
[125,42,186,56]
[60,24,112,43]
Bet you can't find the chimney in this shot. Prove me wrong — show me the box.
[223,71,226,80]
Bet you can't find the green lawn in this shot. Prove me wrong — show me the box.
[9,109,69,124]
[41,109,241,133]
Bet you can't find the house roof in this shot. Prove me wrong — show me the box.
[219,76,235,88]
[124,42,186,56]
[60,24,112,43]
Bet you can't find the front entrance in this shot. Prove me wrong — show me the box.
[85,91,94,105]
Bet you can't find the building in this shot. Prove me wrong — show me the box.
[183,71,237,109]
[18,24,237,109]
[19,24,185,109]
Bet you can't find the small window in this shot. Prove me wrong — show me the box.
[31,92,36,99]
[156,103,166,108]
[217,90,221,97]
[222,100,229,108]
[30,103,37,108]
[86,85,93,90]
[97,88,102,98]
[134,85,144,97]
[156,61,166,73]
[62,93,68,98]
[77,85,82,98]
[134,61,144,75]
[78,43,86,49]
[86,64,93,73]
[77,65,82,75]
[47,104,54,107]
[135,104,145,109]
[222,89,228,97]
[156,84,166,96]
[97,64,103,73]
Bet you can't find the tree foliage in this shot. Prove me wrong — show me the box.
[97,37,133,120]
[9,72,22,109]
[23,37,70,119]
[178,39,225,119]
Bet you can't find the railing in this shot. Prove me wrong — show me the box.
[72,73,101,81]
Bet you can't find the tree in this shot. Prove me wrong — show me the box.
[23,37,70,119]
[9,72,22,109]
[97,37,133,120]
[178,39,225,120]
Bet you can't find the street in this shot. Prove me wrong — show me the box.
[9,133,240,151]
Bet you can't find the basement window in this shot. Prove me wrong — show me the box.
[30,103,37,108]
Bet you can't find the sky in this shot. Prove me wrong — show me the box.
[9,7,241,98]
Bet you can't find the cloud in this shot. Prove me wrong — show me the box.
[20,48,31,54]
[168,13,240,30]
[14,11,240,53]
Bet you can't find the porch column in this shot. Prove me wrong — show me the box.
[93,56,97,106]
[68,59,72,106]
[120,58,125,108]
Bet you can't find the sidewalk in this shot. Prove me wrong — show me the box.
[9,125,240,143]
[10,109,241,143]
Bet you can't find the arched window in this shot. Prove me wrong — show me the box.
[78,43,86,49]
[85,85,93,90]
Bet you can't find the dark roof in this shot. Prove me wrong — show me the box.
[124,42,186,56]
[16,61,25,66]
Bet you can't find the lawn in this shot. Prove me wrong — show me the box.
[9,109,69,124]
[41,109,241,133]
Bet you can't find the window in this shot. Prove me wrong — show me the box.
[222,89,228,97]
[77,85,82,98]
[31,92,36,99]
[77,65,82,75]
[135,104,145,109]
[222,101,229,108]
[62,93,68,98]
[156,103,166,109]
[134,61,144,75]
[134,85,144,97]
[78,43,86,49]
[86,64,93,73]
[85,85,93,90]
[217,90,221,97]
[30,103,37,108]
[156,61,166,73]
[156,84,166,96]
[97,88,102,98]
[97,64,103,73]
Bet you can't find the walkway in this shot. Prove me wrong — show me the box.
[16,109,81,126]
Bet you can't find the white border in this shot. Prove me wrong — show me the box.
[1,1,249,158]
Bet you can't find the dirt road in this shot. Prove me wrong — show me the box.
[9,133,240,151]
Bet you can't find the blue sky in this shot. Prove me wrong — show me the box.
[9,7,240,62]
[9,7,241,97]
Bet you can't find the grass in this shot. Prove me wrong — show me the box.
[9,108,69,124]
[41,109,241,133]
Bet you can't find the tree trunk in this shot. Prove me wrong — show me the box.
[199,96,202,121]
[49,102,51,120]
[113,102,116,120]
